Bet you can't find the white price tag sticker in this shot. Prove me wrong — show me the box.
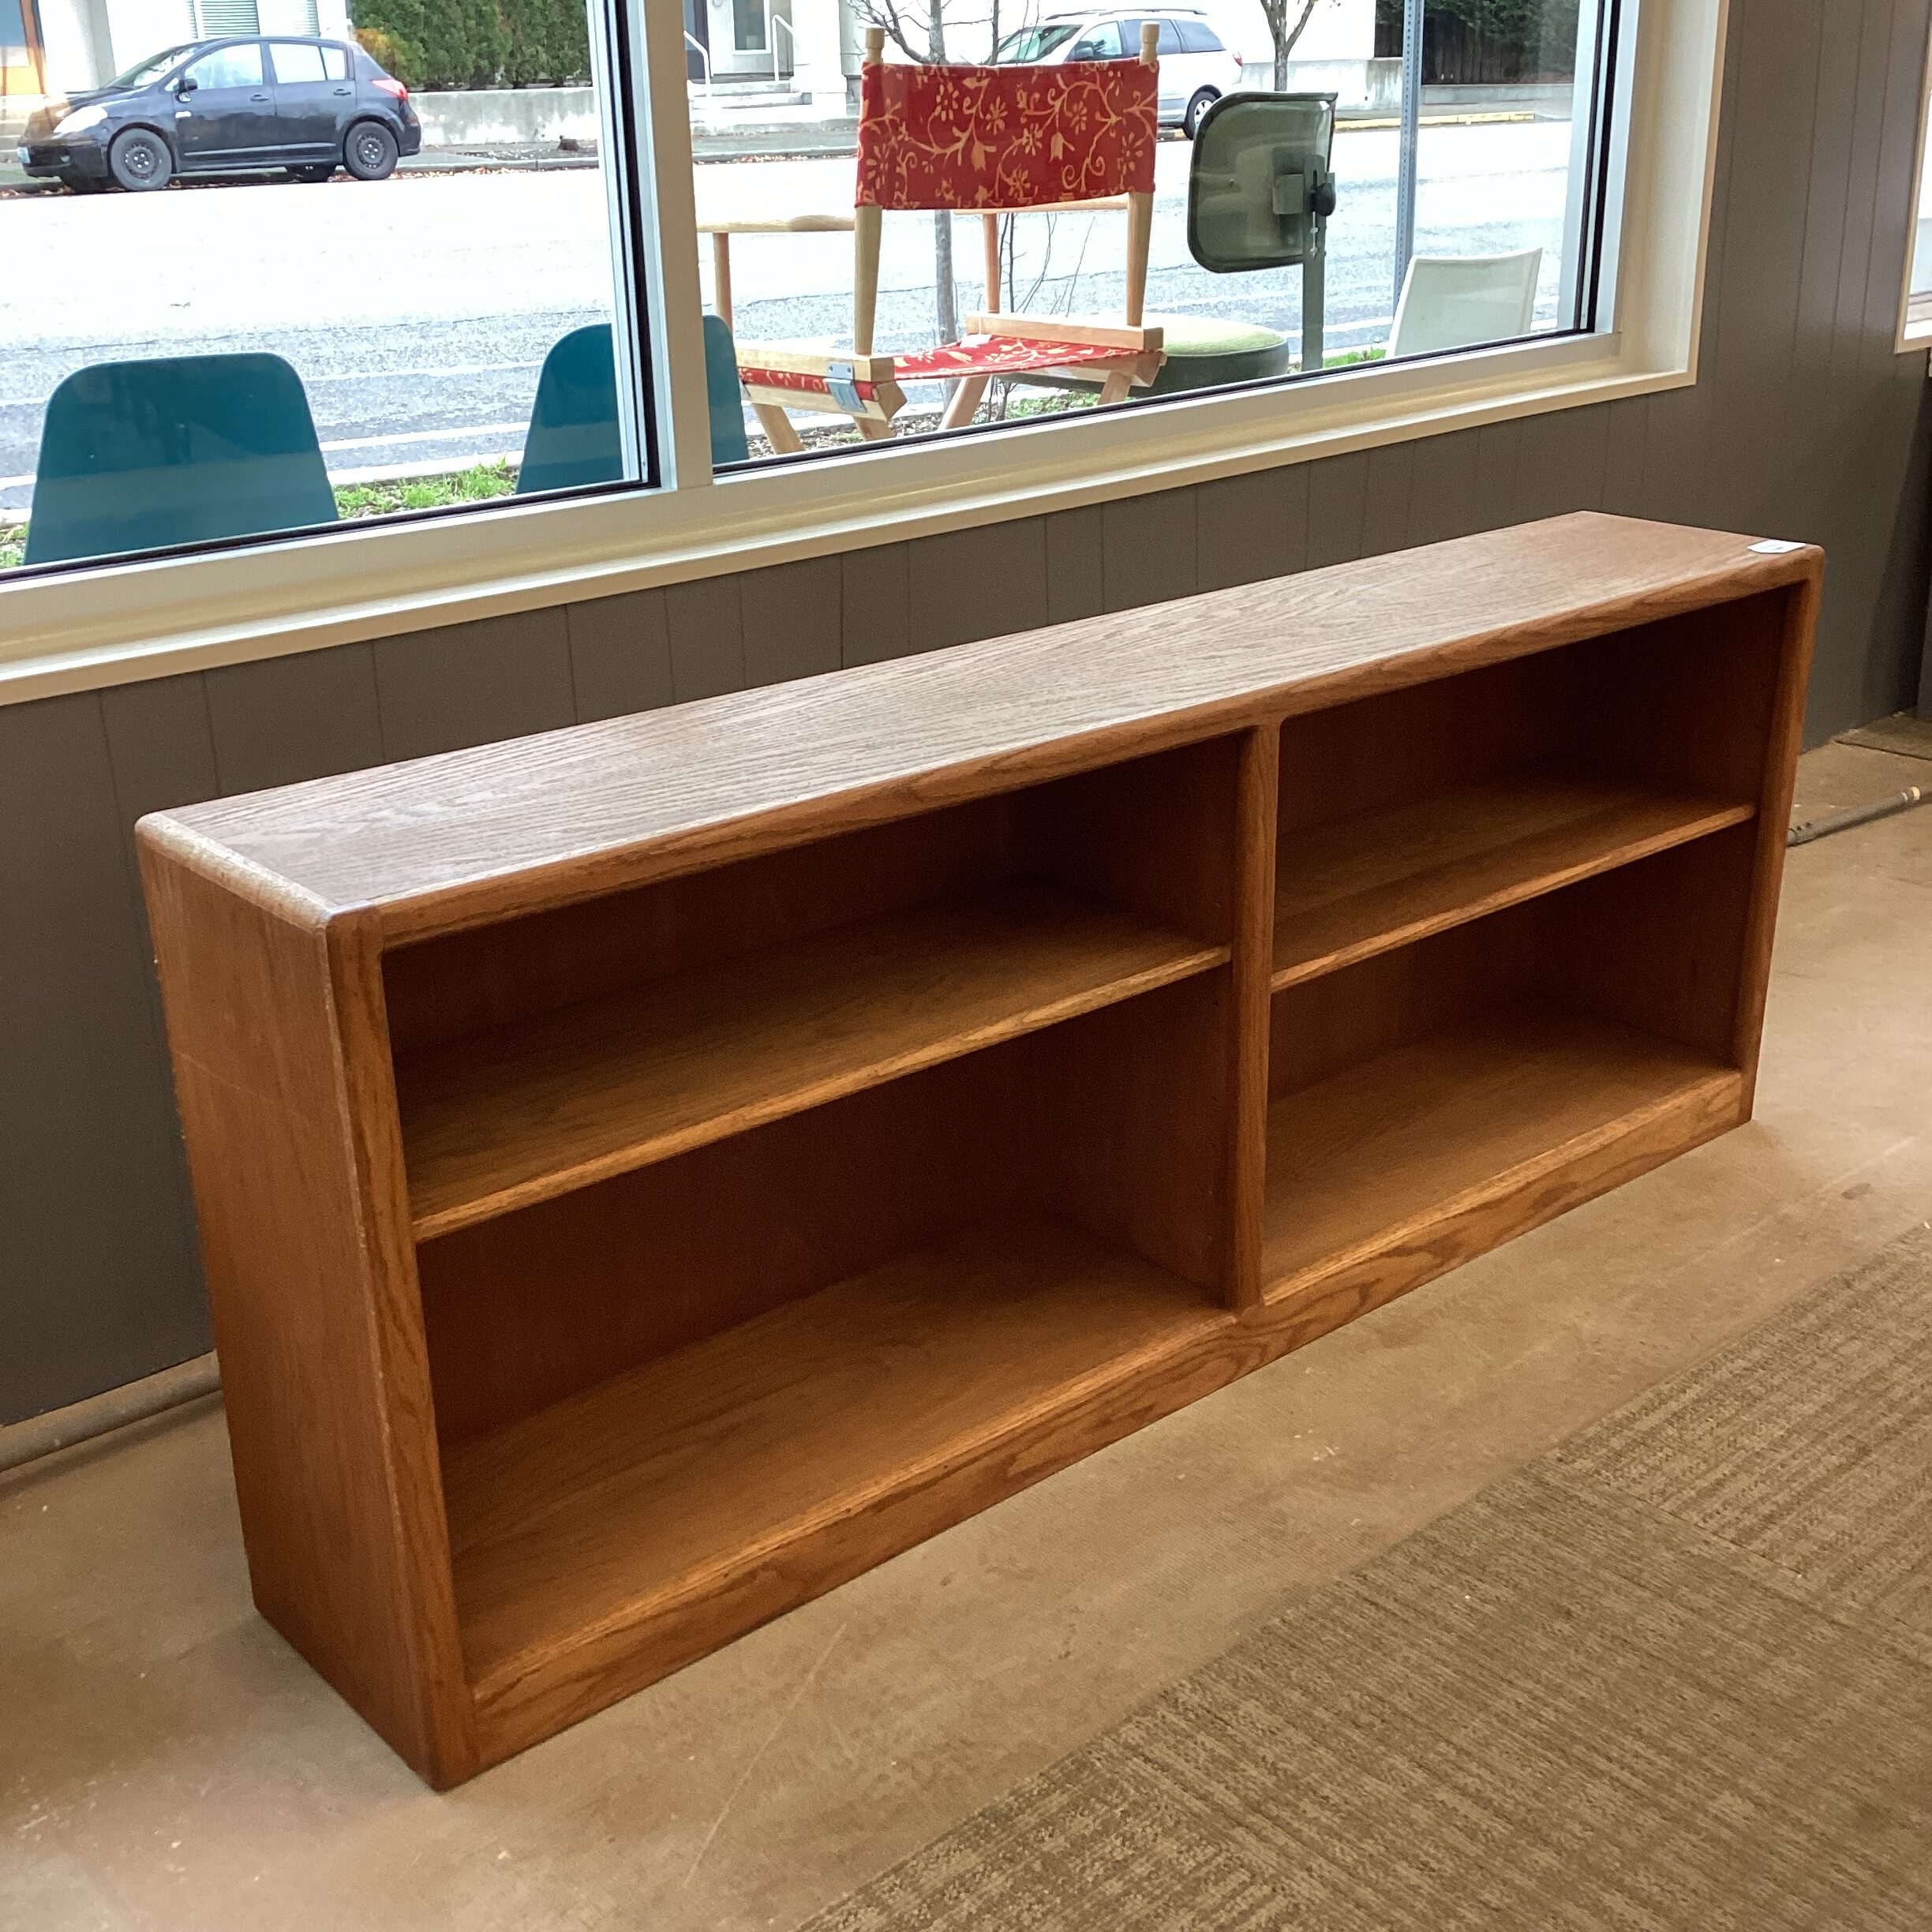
[1749,539,1804,554]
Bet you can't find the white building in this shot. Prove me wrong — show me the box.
[687,0,1374,106]
[32,0,352,96]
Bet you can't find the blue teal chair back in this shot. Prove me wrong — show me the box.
[515,317,749,493]
[25,353,337,566]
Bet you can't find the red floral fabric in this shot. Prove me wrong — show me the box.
[856,58,1157,212]
[891,335,1140,378]
[740,335,1137,401]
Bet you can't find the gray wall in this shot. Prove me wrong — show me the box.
[5,0,1930,1424]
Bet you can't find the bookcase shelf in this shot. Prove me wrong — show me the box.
[399,880,1228,1240]
[138,514,1820,1787]
[1261,1005,1740,1296]
[1271,771,1755,990]
[443,1213,1225,1713]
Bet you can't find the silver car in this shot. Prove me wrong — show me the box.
[993,7,1247,139]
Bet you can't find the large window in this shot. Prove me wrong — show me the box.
[3,10,643,574]
[0,0,1728,678]
[694,0,1616,463]
[1902,42,1932,347]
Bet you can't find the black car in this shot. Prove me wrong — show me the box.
[17,36,422,192]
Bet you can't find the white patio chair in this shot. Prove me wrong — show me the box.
[1389,249,1545,359]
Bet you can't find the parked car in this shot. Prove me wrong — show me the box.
[992,7,1244,138]
[16,35,421,193]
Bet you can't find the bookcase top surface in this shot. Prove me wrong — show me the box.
[143,513,1818,938]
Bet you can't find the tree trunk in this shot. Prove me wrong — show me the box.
[930,0,959,343]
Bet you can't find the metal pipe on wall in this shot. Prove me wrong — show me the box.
[0,1354,219,1477]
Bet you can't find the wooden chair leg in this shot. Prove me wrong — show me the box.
[940,374,991,431]
[1097,372,1133,406]
[856,417,893,441]
[753,403,803,454]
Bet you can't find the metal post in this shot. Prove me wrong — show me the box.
[1394,0,1424,314]
[1303,218,1324,373]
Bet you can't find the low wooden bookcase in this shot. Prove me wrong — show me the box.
[138,513,1820,1787]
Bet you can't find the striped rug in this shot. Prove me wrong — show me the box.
[807,1225,1932,1930]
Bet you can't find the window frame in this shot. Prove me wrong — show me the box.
[0,0,1729,706]
[1895,19,1932,351]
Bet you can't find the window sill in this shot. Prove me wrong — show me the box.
[1899,290,1932,354]
[0,331,1691,708]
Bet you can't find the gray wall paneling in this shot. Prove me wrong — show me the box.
[6,0,1932,1420]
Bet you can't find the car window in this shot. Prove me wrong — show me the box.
[1069,23,1123,58]
[1114,17,1185,56]
[320,44,350,80]
[1177,21,1224,51]
[269,43,327,84]
[994,22,1080,62]
[187,43,265,90]
[111,45,194,88]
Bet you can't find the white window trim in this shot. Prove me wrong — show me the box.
[0,0,1728,708]
[1894,21,1932,354]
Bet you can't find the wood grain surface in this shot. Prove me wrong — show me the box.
[444,1214,1218,1699]
[1261,1005,1739,1288]
[144,516,1822,939]
[137,852,478,1787]
[1272,773,1757,987]
[398,880,1226,1238]
[135,515,1822,1788]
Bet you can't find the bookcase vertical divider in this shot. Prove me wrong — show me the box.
[1227,724,1280,1310]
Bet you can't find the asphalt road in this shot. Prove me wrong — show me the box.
[0,118,1574,515]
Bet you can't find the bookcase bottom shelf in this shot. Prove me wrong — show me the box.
[1261,1007,1745,1303]
[442,1213,1233,1751]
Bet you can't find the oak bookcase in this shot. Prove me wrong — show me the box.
[137,513,1821,1788]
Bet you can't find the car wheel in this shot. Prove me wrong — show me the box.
[288,163,336,183]
[343,121,399,182]
[1183,90,1219,140]
[108,128,173,192]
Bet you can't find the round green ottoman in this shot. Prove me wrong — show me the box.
[1133,313,1295,397]
[1018,314,1294,403]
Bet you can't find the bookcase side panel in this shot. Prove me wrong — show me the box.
[1734,575,1822,1104]
[137,844,477,1787]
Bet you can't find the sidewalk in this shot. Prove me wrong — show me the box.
[3,93,1561,193]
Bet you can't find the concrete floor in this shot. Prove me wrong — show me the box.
[4,741,1930,1932]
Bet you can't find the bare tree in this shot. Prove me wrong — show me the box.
[1263,0,1336,88]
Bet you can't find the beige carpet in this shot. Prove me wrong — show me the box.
[807,1226,1932,1930]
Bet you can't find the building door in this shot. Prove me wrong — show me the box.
[707,0,791,80]
[1,0,47,99]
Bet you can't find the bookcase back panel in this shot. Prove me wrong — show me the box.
[384,735,1248,1063]
[418,1049,1020,1447]
[417,966,1239,1448]
[1267,829,1760,1101]
[1275,589,1791,847]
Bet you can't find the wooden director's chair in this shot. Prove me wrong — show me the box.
[736,23,1166,444]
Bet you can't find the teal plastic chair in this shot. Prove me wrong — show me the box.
[515,316,750,493]
[24,353,337,566]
